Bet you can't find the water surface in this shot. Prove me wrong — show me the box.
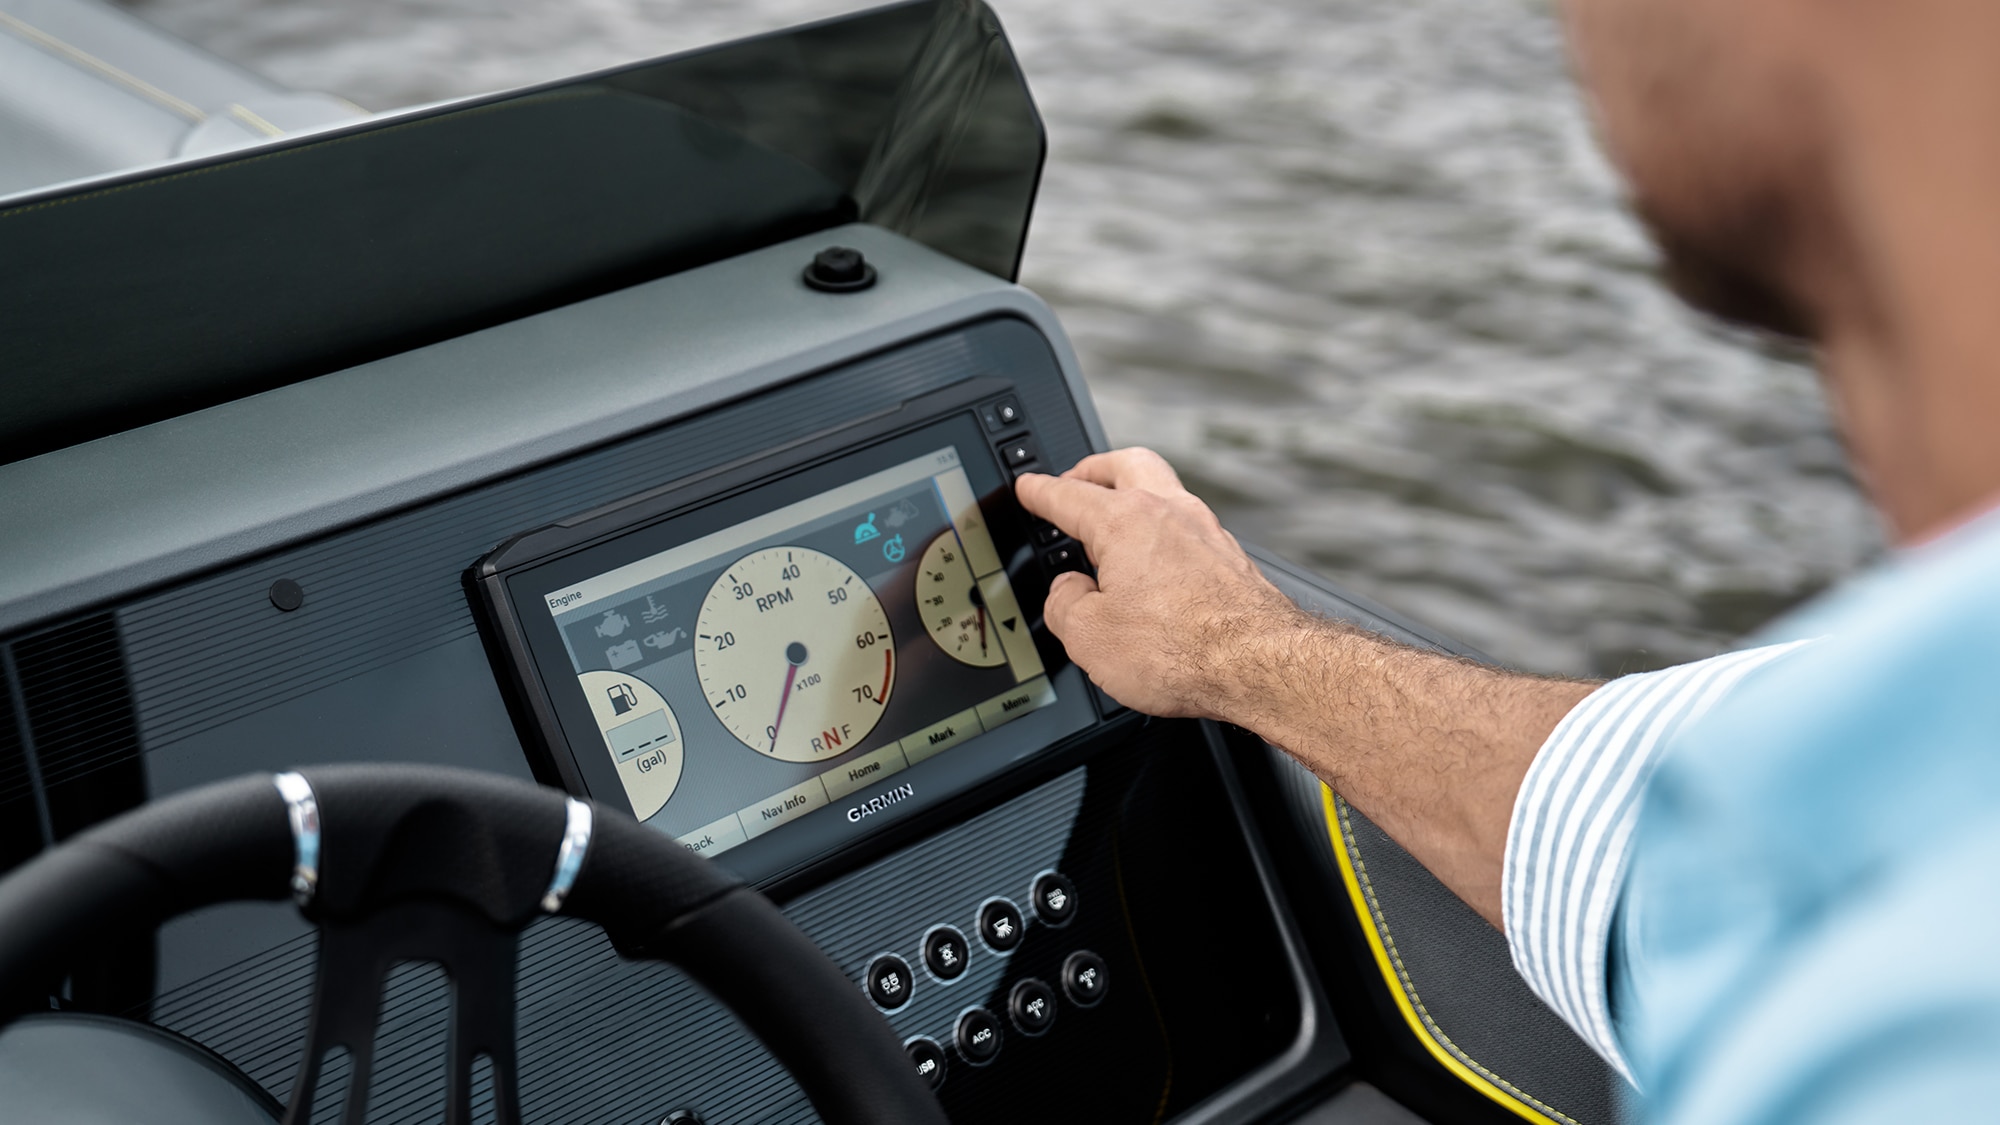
[124,0,1883,675]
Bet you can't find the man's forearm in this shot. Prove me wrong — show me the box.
[1011,449,1596,929]
[1216,610,1597,928]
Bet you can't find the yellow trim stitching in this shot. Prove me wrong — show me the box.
[1323,785,1578,1125]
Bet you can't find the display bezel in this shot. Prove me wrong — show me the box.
[470,378,1096,881]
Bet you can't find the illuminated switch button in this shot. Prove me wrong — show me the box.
[1032,873,1077,926]
[955,1008,1003,1065]
[978,899,1025,953]
[1009,978,1058,1036]
[924,926,971,981]
[906,1038,948,1091]
[867,955,915,1010]
[1063,951,1108,1007]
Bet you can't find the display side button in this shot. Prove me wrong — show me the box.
[739,776,830,839]
[975,676,1057,734]
[677,813,748,857]
[1042,543,1084,573]
[998,436,1039,468]
[822,742,911,800]
[974,571,1045,683]
[900,706,982,765]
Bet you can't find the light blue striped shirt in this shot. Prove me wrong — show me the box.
[1503,506,2000,1120]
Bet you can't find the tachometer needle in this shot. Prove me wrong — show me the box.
[770,647,805,750]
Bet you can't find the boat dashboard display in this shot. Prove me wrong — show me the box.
[0,0,1632,1115]
[477,386,1092,877]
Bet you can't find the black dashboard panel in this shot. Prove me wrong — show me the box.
[0,309,1341,1122]
[147,722,1314,1124]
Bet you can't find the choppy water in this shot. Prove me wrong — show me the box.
[123,0,1884,676]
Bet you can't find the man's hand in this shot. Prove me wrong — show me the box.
[1017,446,1597,929]
[1014,449,1301,719]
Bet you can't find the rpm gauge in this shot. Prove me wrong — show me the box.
[695,546,895,762]
[917,531,1006,667]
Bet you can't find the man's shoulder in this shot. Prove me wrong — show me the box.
[1648,810,2000,1124]
[1619,509,2000,1094]
[1680,508,2000,795]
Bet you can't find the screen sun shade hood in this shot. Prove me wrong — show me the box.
[0,0,1044,466]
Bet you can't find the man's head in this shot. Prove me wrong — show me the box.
[1559,0,2000,541]
[1562,0,1829,339]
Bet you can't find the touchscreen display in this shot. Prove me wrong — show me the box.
[538,444,1053,858]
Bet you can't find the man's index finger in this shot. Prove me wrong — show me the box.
[1014,472,1115,544]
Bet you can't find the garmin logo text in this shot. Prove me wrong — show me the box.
[846,784,915,823]
[547,591,586,611]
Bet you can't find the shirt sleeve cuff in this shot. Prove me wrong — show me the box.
[1500,642,1812,1086]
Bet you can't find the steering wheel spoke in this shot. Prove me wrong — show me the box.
[287,901,522,1125]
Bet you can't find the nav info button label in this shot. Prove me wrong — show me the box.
[739,777,830,839]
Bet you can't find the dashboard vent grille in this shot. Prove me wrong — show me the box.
[9,613,147,839]
[0,667,43,876]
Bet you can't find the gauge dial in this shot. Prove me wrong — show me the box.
[695,546,895,762]
[577,669,682,820]
[917,531,1006,667]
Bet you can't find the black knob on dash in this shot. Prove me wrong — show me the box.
[804,246,878,292]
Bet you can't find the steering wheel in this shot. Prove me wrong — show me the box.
[0,765,949,1125]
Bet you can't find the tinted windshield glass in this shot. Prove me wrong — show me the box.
[0,0,1043,464]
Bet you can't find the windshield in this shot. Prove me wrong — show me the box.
[0,0,1043,464]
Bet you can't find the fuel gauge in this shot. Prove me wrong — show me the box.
[917,531,1007,668]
